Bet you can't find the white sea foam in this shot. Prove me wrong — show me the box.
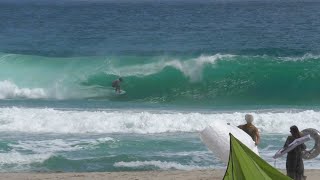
[114,160,213,170]
[0,79,118,100]
[0,150,52,172]
[0,107,319,134]
[10,139,83,153]
[0,151,51,165]
[280,53,320,61]
[0,80,47,99]
[0,136,116,171]
[9,137,115,154]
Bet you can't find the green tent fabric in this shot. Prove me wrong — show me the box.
[223,134,292,180]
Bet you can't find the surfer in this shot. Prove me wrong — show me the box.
[238,114,260,145]
[112,77,123,93]
[283,125,306,180]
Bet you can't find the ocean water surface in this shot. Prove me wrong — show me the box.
[0,0,320,172]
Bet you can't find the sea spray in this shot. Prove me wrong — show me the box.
[0,80,47,99]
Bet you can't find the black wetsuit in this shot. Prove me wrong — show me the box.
[284,136,306,180]
[112,79,121,92]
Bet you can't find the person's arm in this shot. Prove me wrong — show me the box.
[255,128,260,145]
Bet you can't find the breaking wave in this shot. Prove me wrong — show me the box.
[2,52,320,105]
[0,107,318,134]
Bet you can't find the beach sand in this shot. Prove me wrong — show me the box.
[1,169,319,180]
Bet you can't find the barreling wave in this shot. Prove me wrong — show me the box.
[2,52,320,105]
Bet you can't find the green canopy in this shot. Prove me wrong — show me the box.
[223,134,292,180]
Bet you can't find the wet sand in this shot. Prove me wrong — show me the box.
[1,169,319,180]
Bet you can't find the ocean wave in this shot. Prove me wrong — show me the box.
[280,53,320,61]
[106,54,235,82]
[2,52,320,104]
[114,160,213,170]
[0,151,51,166]
[9,137,116,154]
[0,80,47,99]
[0,107,319,134]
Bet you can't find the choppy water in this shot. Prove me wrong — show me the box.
[0,0,320,172]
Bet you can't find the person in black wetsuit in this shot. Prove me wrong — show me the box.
[284,125,306,180]
[112,77,123,93]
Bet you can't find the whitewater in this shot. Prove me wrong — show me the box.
[0,106,319,172]
[0,107,319,134]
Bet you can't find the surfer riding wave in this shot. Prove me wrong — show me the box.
[112,77,123,93]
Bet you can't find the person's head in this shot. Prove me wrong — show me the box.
[245,114,254,124]
[290,125,301,138]
[119,77,123,82]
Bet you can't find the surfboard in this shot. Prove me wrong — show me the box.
[273,134,311,159]
[200,122,259,164]
[114,90,126,95]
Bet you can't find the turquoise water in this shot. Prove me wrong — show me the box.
[2,53,320,105]
[0,0,320,172]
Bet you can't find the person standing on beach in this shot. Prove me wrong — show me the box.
[238,114,260,145]
[283,125,306,180]
[112,77,123,93]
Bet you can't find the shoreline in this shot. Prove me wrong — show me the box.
[1,169,319,180]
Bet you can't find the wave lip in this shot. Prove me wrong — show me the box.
[280,53,320,61]
[108,54,235,82]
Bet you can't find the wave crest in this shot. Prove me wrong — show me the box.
[106,54,235,82]
[0,80,47,99]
